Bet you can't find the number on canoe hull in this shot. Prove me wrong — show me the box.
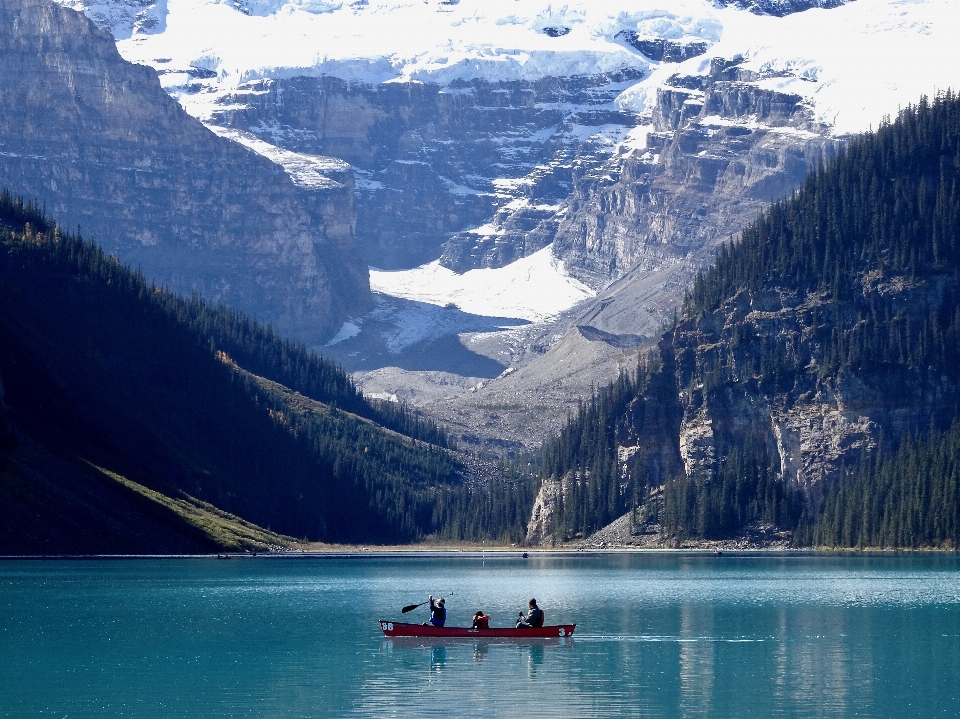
[381,621,394,632]
[558,628,565,636]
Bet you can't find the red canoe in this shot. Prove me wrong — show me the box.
[379,620,575,638]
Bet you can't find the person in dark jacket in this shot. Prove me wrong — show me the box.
[516,598,544,628]
[427,595,446,627]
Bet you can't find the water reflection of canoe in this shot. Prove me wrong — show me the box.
[379,620,575,638]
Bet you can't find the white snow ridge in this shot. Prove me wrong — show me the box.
[55,0,960,340]
[60,0,960,143]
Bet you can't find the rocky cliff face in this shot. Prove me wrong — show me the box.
[208,71,645,270]
[552,58,841,287]
[524,269,960,545]
[227,52,839,291]
[0,0,370,343]
[717,0,851,16]
[667,274,960,498]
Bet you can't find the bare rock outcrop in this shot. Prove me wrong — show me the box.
[664,272,960,501]
[525,476,563,546]
[524,259,960,546]
[211,72,644,271]
[716,0,852,16]
[552,57,841,288]
[0,0,370,343]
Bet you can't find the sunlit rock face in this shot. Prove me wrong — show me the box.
[209,71,645,271]
[614,32,709,63]
[663,270,960,498]
[1,0,370,344]
[550,57,842,288]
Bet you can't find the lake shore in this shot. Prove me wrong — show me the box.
[4,544,952,559]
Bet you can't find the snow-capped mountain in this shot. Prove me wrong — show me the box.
[61,0,956,134]
[55,0,960,453]
[61,0,960,280]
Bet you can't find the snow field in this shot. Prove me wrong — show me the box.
[54,0,953,140]
[369,244,595,323]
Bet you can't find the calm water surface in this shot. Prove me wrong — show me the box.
[2,553,959,718]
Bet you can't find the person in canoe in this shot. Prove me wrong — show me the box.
[471,610,490,630]
[423,595,446,627]
[516,598,544,628]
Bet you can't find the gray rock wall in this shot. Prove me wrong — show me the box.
[0,0,370,344]
[211,72,645,270]
[716,0,852,16]
[552,59,841,287]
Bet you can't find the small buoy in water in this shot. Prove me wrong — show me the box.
[522,552,529,559]
[713,549,723,557]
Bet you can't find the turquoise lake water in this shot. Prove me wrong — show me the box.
[2,553,959,718]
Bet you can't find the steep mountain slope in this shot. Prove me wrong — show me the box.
[54,0,960,458]
[0,197,530,553]
[1,0,370,344]
[528,93,960,548]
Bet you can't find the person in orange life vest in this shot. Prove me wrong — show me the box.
[472,611,490,630]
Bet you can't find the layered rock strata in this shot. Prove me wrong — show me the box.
[0,0,370,343]
[208,71,645,270]
[552,58,841,287]
[525,265,960,545]
[717,0,851,16]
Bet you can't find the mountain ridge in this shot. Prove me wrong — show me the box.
[527,92,960,549]
[1,0,370,344]
[44,1,960,462]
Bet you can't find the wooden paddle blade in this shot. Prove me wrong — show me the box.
[401,603,421,613]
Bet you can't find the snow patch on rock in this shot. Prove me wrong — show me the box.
[370,244,596,323]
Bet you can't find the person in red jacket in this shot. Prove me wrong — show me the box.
[471,610,490,630]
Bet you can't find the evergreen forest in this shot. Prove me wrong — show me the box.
[0,193,532,552]
[537,92,960,549]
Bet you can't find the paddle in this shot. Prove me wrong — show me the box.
[401,592,452,614]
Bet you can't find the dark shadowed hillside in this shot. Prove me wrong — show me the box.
[0,0,370,345]
[0,196,531,553]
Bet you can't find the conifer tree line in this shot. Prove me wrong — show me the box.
[0,190,449,447]
[812,422,960,549]
[537,356,681,541]
[0,193,530,545]
[661,436,803,543]
[537,92,960,548]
